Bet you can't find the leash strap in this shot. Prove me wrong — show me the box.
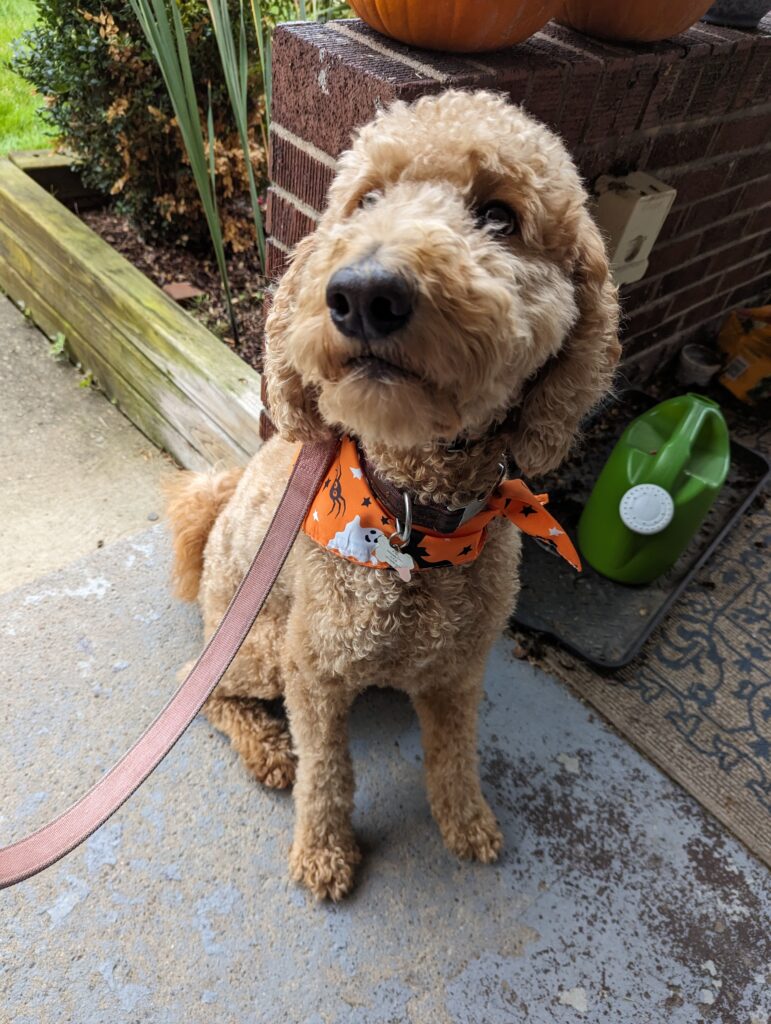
[0,439,338,889]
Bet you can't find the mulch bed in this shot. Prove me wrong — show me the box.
[80,207,266,369]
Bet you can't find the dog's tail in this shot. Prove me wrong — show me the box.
[164,467,244,601]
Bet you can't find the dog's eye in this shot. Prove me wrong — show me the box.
[359,190,382,210]
[477,200,518,236]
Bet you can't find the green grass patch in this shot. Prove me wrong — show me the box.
[0,0,53,155]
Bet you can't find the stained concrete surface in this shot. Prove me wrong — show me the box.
[2,526,769,1024]
[0,296,175,594]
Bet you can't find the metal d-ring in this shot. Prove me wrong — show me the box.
[391,491,412,549]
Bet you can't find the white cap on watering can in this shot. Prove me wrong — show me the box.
[619,484,675,535]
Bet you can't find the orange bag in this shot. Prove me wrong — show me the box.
[718,306,771,405]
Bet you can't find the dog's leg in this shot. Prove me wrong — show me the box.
[284,667,361,901]
[204,695,296,789]
[413,668,502,863]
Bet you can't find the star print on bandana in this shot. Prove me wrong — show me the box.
[302,438,581,574]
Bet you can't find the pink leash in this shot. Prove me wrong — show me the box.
[0,439,337,889]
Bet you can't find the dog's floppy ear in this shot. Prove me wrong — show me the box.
[263,233,331,443]
[508,209,620,476]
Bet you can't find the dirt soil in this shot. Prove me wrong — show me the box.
[80,207,266,369]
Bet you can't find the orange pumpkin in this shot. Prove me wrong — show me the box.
[348,0,564,53]
[556,0,715,41]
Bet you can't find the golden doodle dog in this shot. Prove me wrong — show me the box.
[167,90,620,900]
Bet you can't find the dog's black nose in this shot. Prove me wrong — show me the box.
[326,262,413,341]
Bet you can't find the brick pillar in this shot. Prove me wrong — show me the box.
[263,17,771,387]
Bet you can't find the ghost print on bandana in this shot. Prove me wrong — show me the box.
[327,516,386,564]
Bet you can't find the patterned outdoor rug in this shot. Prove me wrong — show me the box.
[514,413,771,868]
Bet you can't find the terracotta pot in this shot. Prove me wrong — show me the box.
[348,0,564,52]
[556,0,715,41]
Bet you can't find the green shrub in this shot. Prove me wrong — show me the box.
[11,0,264,248]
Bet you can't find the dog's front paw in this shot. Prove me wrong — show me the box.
[240,717,296,789]
[246,740,296,789]
[289,838,361,901]
[256,752,296,789]
[440,803,503,864]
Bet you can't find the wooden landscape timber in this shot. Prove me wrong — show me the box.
[0,159,263,470]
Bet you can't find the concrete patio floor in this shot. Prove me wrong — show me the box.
[2,298,770,1023]
[0,297,174,595]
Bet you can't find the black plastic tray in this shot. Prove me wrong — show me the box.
[511,390,770,670]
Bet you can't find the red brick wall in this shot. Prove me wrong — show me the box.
[264,17,770,386]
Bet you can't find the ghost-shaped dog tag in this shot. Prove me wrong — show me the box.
[374,534,415,582]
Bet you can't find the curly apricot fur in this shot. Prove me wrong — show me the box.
[167,92,619,900]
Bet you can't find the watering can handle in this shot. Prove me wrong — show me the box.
[644,401,710,495]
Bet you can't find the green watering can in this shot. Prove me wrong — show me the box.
[578,394,731,584]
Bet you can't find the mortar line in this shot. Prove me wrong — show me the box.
[270,122,339,170]
[269,184,322,222]
[328,22,450,82]
[623,226,767,312]
[626,268,767,337]
[267,235,292,254]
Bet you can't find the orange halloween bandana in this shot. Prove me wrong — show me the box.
[302,438,581,575]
